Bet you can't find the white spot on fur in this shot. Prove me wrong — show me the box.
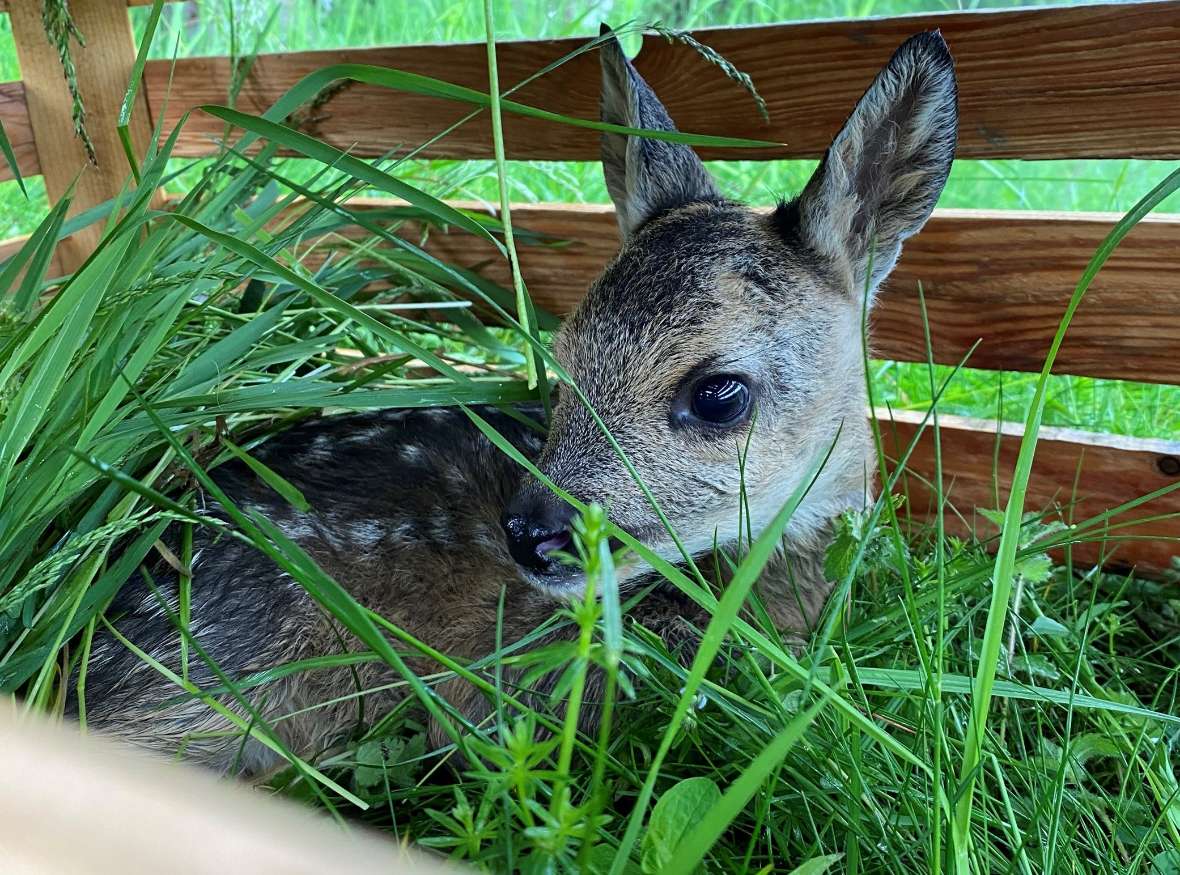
[389,520,419,541]
[343,426,388,445]
[274,515,316,541]
[428,513,454,545]
[302,433,335,462]
[348,520,386,549]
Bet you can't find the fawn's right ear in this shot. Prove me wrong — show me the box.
[599,25,721,240]
[784,31,958,301]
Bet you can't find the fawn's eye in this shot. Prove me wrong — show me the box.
[690,375,751,425]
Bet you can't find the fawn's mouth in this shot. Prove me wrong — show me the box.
[518,561,585,596]
[515,533,648,597]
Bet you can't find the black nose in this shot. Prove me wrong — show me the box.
[502,493,575,574]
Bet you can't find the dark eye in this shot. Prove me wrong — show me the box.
[690,375,751,425]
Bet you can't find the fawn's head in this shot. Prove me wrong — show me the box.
[503,30,957,592]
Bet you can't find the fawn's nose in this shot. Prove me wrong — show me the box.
[502,493,575,574]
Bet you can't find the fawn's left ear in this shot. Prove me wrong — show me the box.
[785,31,958,300]
[599,25,722,240]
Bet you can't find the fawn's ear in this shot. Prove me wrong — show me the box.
[786,31,958,300]
[599,26,721,240]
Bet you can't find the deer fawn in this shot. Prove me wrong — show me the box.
[72,30,958,774]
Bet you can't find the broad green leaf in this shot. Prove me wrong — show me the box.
[588,845,644,875]
[1030,615,1071,638]
[641,777,721,874]
[787,855,845,875]
[1152,849,1180,875]
[660,699,827,873]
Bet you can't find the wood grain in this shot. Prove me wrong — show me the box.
[9,0,156,271]
[882,409,1180,574]
[147,1,1180,162]
[0,80,39,180]
[329,200,1180,386]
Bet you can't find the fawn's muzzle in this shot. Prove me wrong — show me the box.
[501,492,575,575]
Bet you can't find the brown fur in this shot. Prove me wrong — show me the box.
[71,30,958,774]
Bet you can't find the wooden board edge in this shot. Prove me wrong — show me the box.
[878,408,1180,575]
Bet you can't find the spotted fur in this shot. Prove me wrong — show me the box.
[73,30,958,774]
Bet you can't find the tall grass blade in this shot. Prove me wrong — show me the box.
[0,118,27,198]
[482,2,541,390]
[951,166,1180,873]
[116,0,166,179]
[198,105,499,247]
[226,62,782,153]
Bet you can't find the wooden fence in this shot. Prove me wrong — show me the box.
[0,0,1177,571]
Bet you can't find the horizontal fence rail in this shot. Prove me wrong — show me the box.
[3,0,1180,178]
[149,1,1180,163]
[331,200,1180,386]
[885,410,1180,573]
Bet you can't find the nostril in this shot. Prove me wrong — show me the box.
[502,490,578,575]
[502,509,572,574]
[503,512,529,545]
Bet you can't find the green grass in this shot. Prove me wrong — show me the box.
[0,2,1178,873]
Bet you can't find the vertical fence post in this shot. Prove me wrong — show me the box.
[9,0,155,273]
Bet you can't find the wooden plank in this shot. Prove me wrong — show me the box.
[872,208,1180,382]
[882,409,1180,574]
[330,200,1180,386]
[9,0,155,271]
[147,1,1180,162]
[0,80,39,180]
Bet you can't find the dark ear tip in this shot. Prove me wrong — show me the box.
[598,23,625,66]
[898,30,954,68]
